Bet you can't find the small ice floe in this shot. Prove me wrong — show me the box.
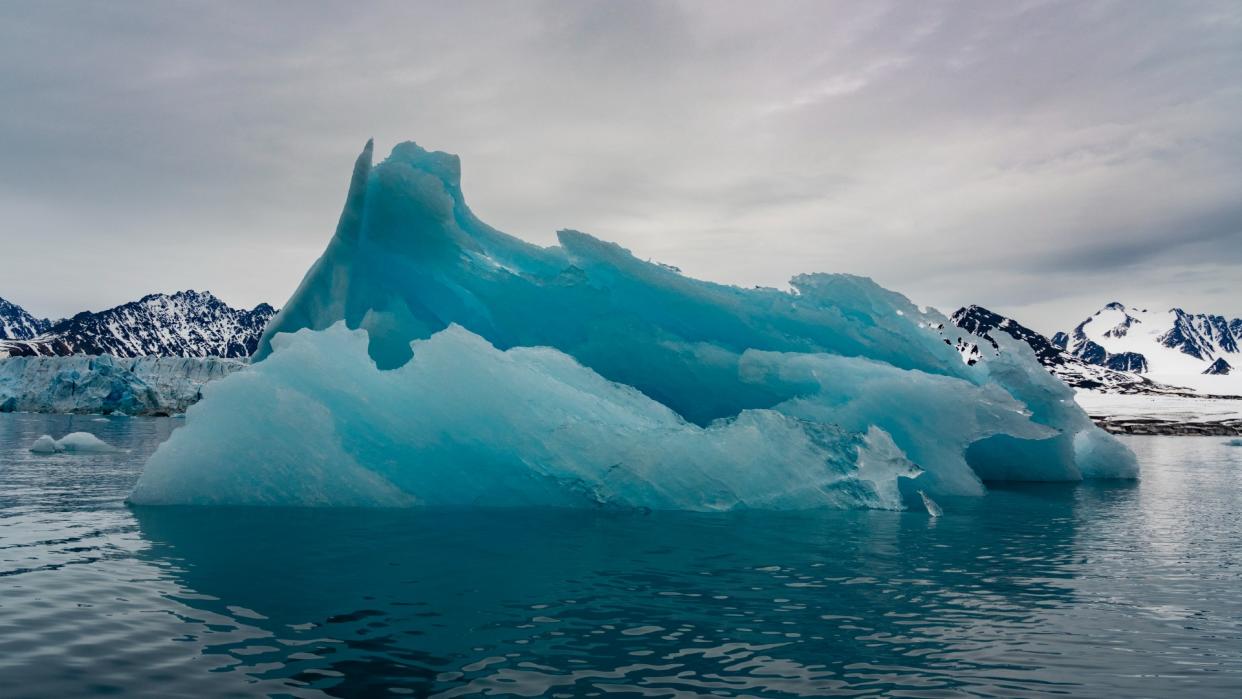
[918,490,943,518]
[1226,438,1242,447]
[28,435,61,454]
[29,432,119,454]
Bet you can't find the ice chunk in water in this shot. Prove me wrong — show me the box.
[29,435,61,453]
[30,432,118,454]
[919,491,943,517]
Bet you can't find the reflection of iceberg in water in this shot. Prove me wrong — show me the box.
[131,495,1098,696]
[129,140,1136,509]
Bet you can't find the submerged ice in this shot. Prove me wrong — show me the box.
[129,140,1138,509]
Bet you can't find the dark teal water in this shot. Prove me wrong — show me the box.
[1,413,1241,698]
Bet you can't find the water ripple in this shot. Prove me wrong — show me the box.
[2,415,1242,696]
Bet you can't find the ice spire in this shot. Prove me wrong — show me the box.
[253,139,374,361]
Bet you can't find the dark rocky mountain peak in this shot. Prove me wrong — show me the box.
[0,291,276,358]
[1204,358,1232,375]
[0,296,52,340]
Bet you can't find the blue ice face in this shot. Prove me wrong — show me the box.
[131,141,1136,509]
[131,323,933,510]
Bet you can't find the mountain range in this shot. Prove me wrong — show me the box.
[3,289,1238,398]
[1056,303,1237,379]
[952,302,1241,396]
[0,291,275,358]
[0,296,52,340]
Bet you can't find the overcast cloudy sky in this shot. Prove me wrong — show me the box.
[2,1,1239,333]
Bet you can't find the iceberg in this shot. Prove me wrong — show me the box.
[30,432,119,454]
[29,434,60,453]
[129,140,1137,510]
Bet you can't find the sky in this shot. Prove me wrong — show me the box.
[1,1,1239,334]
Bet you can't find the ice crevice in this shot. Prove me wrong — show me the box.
[128,140,1138,510]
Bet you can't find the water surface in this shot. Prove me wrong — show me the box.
[1,413,1240,697]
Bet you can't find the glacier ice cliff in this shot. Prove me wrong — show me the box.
[0,355,245,415]
[129,140,1138,510]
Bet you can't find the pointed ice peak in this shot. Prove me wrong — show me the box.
[353,138,374,185]
[354,138,374,175]
[1102,301,1126,312]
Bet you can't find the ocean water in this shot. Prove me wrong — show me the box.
[1,414,1240,698]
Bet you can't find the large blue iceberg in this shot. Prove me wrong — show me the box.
[128,140,1137,509]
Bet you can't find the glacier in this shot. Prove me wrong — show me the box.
[129,140,1138,510]
[0,355,245,415]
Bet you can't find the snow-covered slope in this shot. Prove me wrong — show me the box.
[1074,391,1242,436]
[1062,303,1242,395]
[953,304,1242,434]
[0,296,52,340]
[0,354,246,415]
[0,291,275,358]
[950,305,1179,394]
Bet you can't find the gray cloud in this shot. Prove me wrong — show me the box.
[1,0,1239,334]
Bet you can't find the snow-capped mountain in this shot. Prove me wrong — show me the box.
[950,305,1177,394]
[0,291,275,358]
[952,302,1242,398]
[0,296,52,340]
[1058,302,1241,393]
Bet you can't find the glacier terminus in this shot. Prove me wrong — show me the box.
[128,140,1138,510]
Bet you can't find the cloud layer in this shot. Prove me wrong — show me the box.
[2,1,1239,332]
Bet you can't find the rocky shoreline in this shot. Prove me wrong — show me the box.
[1076,390,1242,437]
[1091,416,1242,437]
